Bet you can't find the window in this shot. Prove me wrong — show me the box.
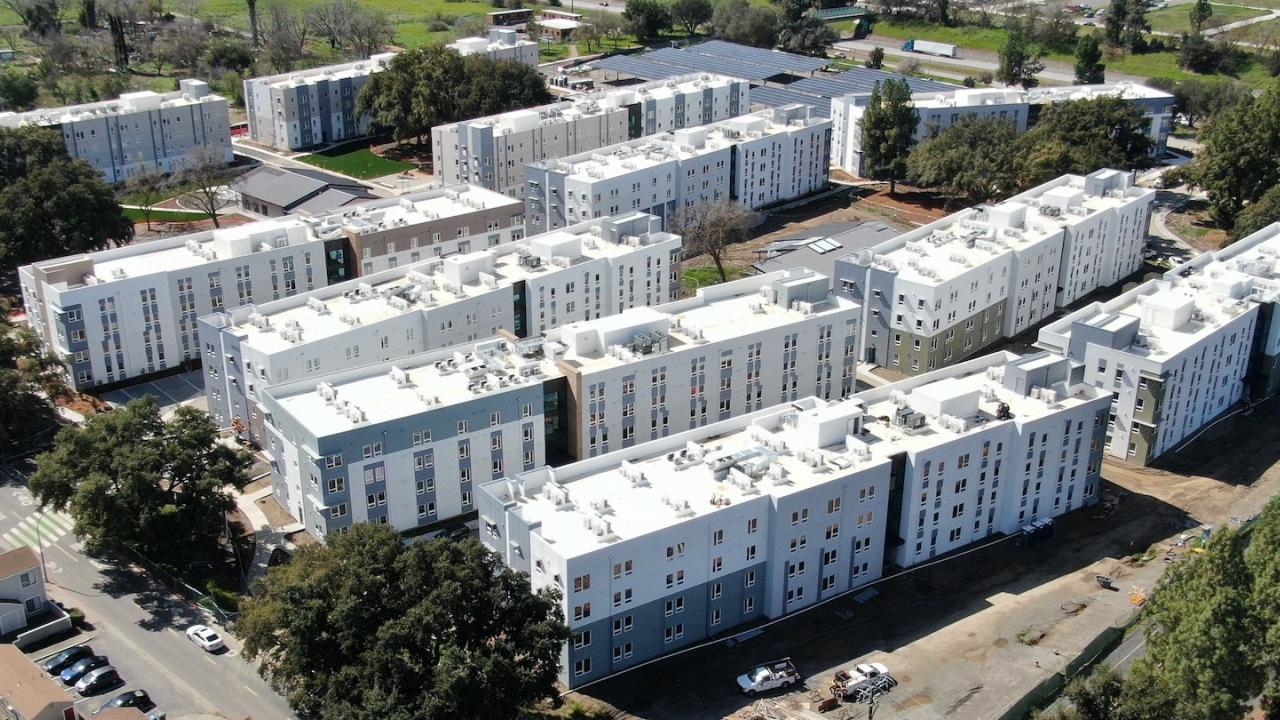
[825,523,840,540]
[362,443,382,459]
[711,556,723,573]
[746,545,757,561]
[19,572,34,588]
[745,570,756,588]
[457,420,469,434]
[573,630,591,649]
[747,518,758,534]
[744,597,755,613]
[711,581,722,599]
[711,609,722,626]
[791,509,809,525]
[330,503,347,518]
[613,615,634,635]
[664,570,685,588]
[612,560,633,578]
[574,659,592,677]
[573,574,591,593]
[613,642,634,661]
[666,542,686,559]
[324,454,343,468]
[827,497,841,514]
[712,528,724,545]
[573,603,591,621]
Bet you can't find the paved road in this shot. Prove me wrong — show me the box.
[833,36,1149,84]
[0,465,293,720]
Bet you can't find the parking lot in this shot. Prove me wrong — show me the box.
[99,369,207,419]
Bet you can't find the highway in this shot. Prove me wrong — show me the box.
[0,465,293,720]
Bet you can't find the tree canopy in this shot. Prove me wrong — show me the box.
[1050,496,1280,720]
[358,46,552,145]
[0,126,132,272]
[623,0,672,40]
[1188,81,1280,228]
[30,398,253,561]
[670,0,713,35]
[1073,34,1105,84]
[997,30,1044,89]
[860,78,919,194]
[1017,96,1151,186]
[907,117,1021,207]
[238,523,569,720]
[708,0,778,48]
[0,298,68,449]
[776,0,835,56]
[670,198,753,283]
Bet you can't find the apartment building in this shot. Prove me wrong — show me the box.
[476,350,1109,688]
[831,82,1175,175]
[260,269,859,538]
[1036,222,1280,465]
[0,79,231,183]
[835,169,1153,376]
[524,104,831,233]
[20,185,521,390]
[200,213,681,444]
[446,28,539,67]
[431,74,750,197]
[244,53,396,151]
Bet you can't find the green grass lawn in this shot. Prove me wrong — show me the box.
[199,0,493,48]
[299,143,415,179]
[123,207,213,223]
[1146,3,1269,34]
[1223,15,1280,42]
[866,18,1015,53]
[682,264,748,291]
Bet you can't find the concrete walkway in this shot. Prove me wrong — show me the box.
[234,478,298,587]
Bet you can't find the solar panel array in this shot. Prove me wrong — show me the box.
[590,41,829,82]
[684,40,830,74]
[749,86,831,117]
[789,69,956,99]
[590,54,683,81]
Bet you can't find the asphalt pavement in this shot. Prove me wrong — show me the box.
[0,464,293,720]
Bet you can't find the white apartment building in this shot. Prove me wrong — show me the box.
[547,269,860,459]
[244,53,396,151]
[431,74,750,197]
[200,213,681,444]
[831,82,1175,175]
[476,350,1110,688]
[835,169,1154,376]
[0,79,231,183]
[21,185,522,390]
[525,104,831,233]
[447,28,539,68]
[1037,222,1280,465]
[259,269,859,538]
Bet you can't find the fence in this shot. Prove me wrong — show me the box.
[14,604,73,650]
[116,545,240,626]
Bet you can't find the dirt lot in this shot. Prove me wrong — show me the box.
[679,185,949,281]
[566,397,1280,720]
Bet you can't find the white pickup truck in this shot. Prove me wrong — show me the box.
[831,662,897,700]
[737,658,800,696]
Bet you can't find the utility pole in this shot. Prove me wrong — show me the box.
[35,509,48,582]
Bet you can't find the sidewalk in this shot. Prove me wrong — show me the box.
[235,479,302,587]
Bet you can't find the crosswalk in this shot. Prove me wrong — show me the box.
[0,510,76,552]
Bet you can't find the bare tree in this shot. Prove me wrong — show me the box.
[306,0,354,50]
[159,20,209,70]
[347,8,391,58]
[669,198,754,284]
[125,168,169,231]
[262,4,307,72]
[177,147,231,228]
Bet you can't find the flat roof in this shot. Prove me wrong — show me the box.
[30,186,514,290]
[0,81,224,127]
[856,171,1153,287]
[536,106,823,183]
[222,217,677,354]
[590,40,826,82]
[248,53,397,89]
[910,81,1173,110]
[269,338,560,436]
[492,352,1105,556]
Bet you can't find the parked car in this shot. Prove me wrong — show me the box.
[76,667,123,696]
[60,655,110,685]
[42,645,95,675]
[443,523,471,541]
[736,658,800,695]
[94,690,155,715]
[186,625,225,652]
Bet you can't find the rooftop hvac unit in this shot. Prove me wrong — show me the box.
[317,382,337,402]
[389,366,411,386]
[306,297,329,314]
[1040,205,1061,217]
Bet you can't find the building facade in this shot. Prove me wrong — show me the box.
[431,74,750,197]
[1037,222,1280,464]
[446,28,539,67]
[525,105,831,233]
[21,186,522,390]
[835,169,1153,376]
[259,269,859,539]
[200,213,681,445]
[0,79,231,183]
[0,547,47,637]
[244,53,396,152]
[831,83,1175,176]
[477,350,1110,688]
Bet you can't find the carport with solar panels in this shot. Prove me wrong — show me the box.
[584,41,958,118]
[587,40,829,84]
